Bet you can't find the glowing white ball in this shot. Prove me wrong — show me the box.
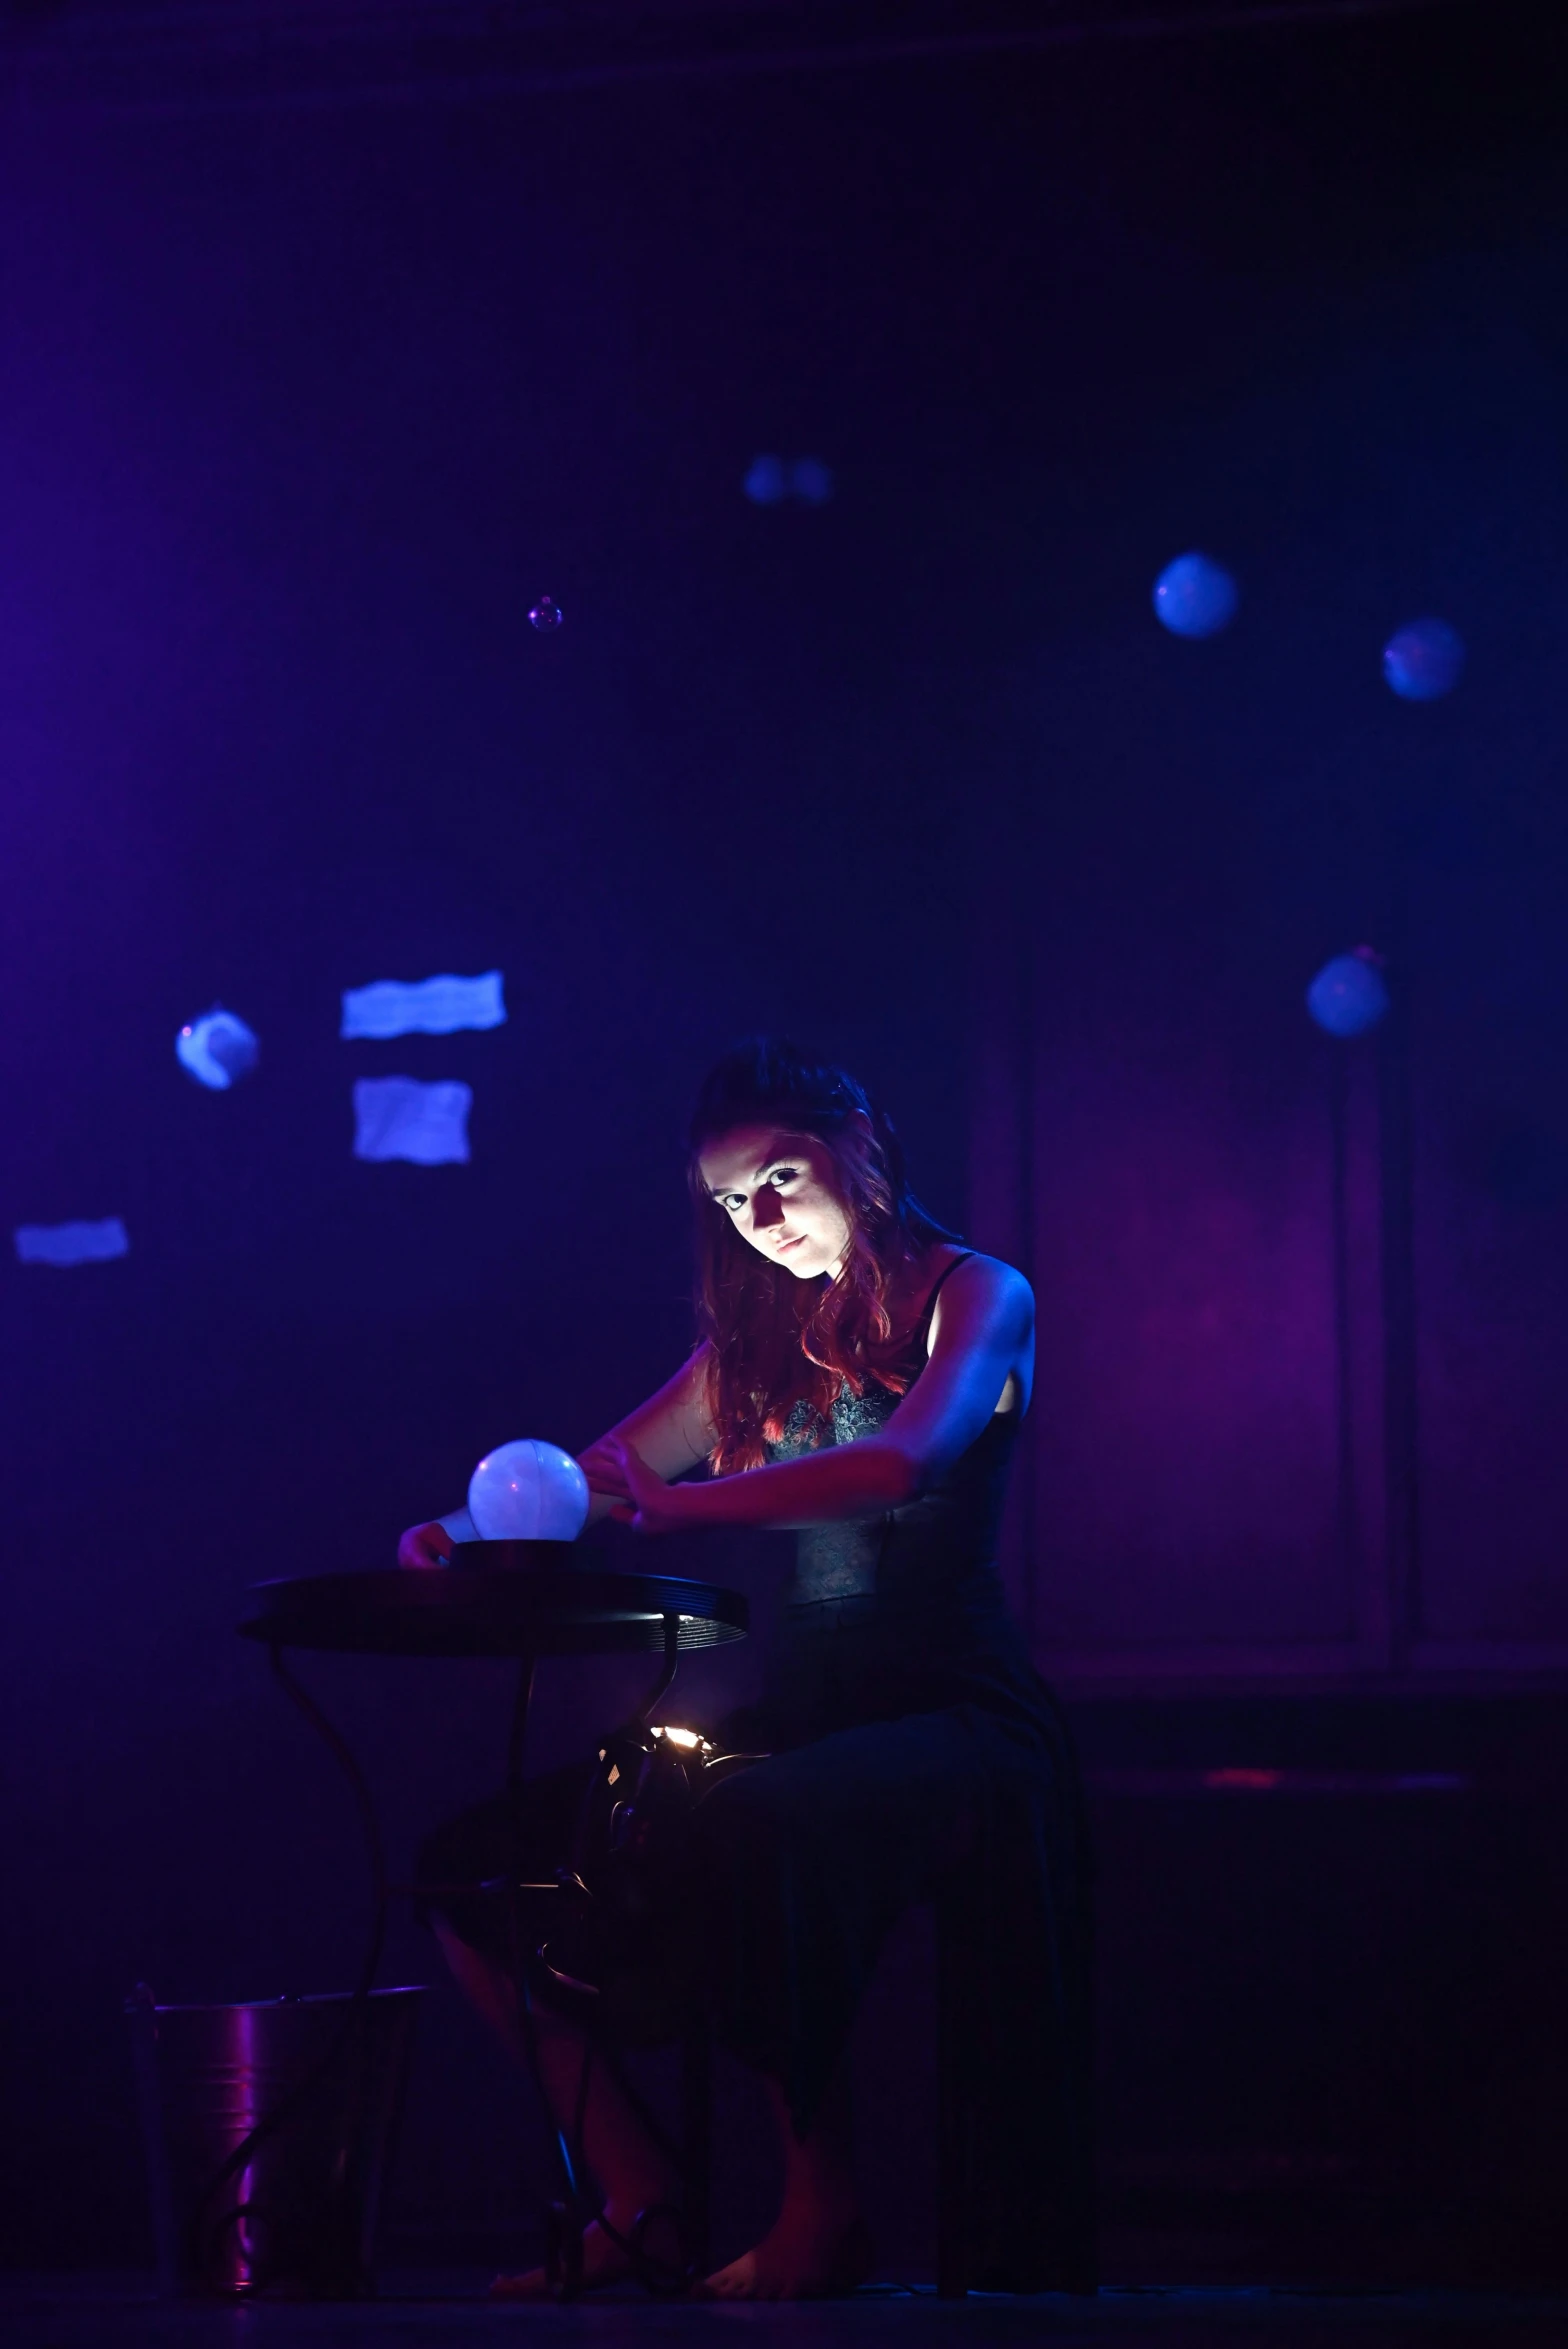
[468,1439,590,1542]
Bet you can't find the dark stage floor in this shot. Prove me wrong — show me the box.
[5,2278,1565,2349]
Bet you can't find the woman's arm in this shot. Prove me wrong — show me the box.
[604,1256,1033,1535]
[397,1350,716,1564]
[576,1350,715,1527]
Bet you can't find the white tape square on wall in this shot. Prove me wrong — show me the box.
[352,1077,472,1165]
[15,1218,130,1267]
[340,972,506,1041]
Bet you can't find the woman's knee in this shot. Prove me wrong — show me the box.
[693,1757,794,1861]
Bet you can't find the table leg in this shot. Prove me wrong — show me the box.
[680,2018,712,2277]
[936,1892,971,2299]
[501,1648,590,2298]
[633,1614,682,1725]
[506,1653,536,1799]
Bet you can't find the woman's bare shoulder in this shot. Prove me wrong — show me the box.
[930,1248,1032,1330]
[936,1244,1031,1293]
[920,1245,1032,1332]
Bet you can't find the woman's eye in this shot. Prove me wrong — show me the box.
[769,1168,797,1188]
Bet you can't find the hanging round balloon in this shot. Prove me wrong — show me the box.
[1305,948,1390,1039]
[1152,551,1239,640]
[468,1439,590,1542]
[1383,617,1465,702]
[743,454,787,505]
[176,1007,260,1090]
[787,456,835,505]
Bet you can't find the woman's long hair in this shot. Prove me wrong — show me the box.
[689,1038,957,1472]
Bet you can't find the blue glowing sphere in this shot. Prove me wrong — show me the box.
[528,594,563,633]
[469,1439,590,1542]
[1383,617,1464,701]
[176,1008,260,1090]
[788,456,835,505]
[1306,952,1390,1039]
[744,455,788,505]
[1153,552,1238,640]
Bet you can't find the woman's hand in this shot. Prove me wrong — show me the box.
[576,1435,633,1503]
[594,1436,703,1536]
[398,1520,454,1570]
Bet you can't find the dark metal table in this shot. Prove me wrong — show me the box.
[239,1547,749,2295]
[240,1550,750,1659]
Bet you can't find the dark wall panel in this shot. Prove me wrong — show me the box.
[1413,859,1568,1656]
[969,243,1568,1679]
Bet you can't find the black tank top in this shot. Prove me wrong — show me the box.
[765,1252,1024,1608]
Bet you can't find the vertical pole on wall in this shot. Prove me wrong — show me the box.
[1328,1046,1361,1606]
[966,714,1041,1651]
[1017,948,1039,1654]
[1377,971,1421,1666]
[1008,743,1041,1655]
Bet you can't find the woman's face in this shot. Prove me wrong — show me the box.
[699,1124,852,1281]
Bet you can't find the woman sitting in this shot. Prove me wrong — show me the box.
[402,1037,1094,2300]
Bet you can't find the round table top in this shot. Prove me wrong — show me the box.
[239,1547,750,1659]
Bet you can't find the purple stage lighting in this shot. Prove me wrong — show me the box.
[1153,552,1238,639]
[1383,617,1464,701]
[1306,948,1390,1039]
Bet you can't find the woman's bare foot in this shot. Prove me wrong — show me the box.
[703,2211,873,2301]
[489,2202,682,2299]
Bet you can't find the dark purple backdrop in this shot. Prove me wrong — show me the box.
[2,5,1566,2279]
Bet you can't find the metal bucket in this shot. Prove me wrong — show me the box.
[125,1984,423,2298]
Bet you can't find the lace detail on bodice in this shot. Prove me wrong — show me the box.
[771,1382,900,1459]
